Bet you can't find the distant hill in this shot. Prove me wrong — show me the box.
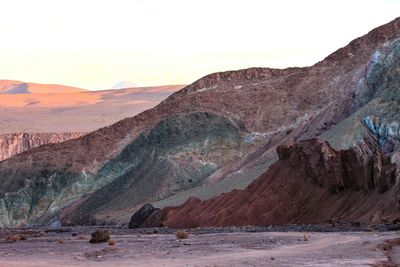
[112,81,139,89]
[0,80,87,94]
[0,83,185,161]
[0,84,185,133]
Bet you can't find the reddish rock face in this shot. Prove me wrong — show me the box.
[0,133,86,161]
[157,136,397,228]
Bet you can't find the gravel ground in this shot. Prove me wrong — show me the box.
[0,226,398,266]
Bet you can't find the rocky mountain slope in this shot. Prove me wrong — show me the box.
[0,84,184,161]
[0,18,399,227]
[140,135,398,228]
[0,133,86,162]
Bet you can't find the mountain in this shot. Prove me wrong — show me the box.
[0,84,184,161]
[0,80,87,94]
[142,135,397,228]
[0,18,399,227]
[112,81,139,89]
[0,84,184,134]
[146,17,400,228]
[0,133,86,162]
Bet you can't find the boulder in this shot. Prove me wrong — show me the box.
[129,204,161,229]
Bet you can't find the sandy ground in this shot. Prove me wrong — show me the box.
[0,85,184,133]
[0,228,398,267]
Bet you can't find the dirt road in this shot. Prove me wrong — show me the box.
[0,230,397,266]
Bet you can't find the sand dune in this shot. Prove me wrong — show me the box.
[0,83,185,133]
[0,80,87,94]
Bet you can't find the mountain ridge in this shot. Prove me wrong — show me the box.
[0,80,87,94]
[135,133,398,228]
[0,17,399,227]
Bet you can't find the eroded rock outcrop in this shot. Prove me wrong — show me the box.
[128,204,161,228]
[0,133,86,161]
[146,136,398,228]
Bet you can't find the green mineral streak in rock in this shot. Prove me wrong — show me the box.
[0,112,243,226]
[323,38,400,152]
[69,112,243,223]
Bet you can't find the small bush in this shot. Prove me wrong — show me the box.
[303,234,309,241]
[58,239,65,244]
[145,229,156,235]
[365,226,374,232]
[89,229,110,244]
[5,234,27,242]
[34,231,46,237]
[108,239,117,246]
[176,230,189,239]
[192,227,201,235]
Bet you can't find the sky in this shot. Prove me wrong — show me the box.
[0,0,399,90]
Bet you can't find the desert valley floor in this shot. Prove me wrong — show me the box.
[0,227,399,267]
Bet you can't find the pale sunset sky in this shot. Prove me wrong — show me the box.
[0,0,399,90]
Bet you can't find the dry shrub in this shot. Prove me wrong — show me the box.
[108,239,117,246]
[33,231,46,238]
[89,229,110,244]
[5,234,27,242]
[176,230,189,239]
[58,239,65,244]
[379,238,400,252]
[365,226,374,232]
[103,246,118,253]
[303,234,309,241]
[376,238,400,266]
[192,227,201,235]
[78,235,86,240]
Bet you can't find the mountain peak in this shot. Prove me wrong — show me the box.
[112,81,139,89]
